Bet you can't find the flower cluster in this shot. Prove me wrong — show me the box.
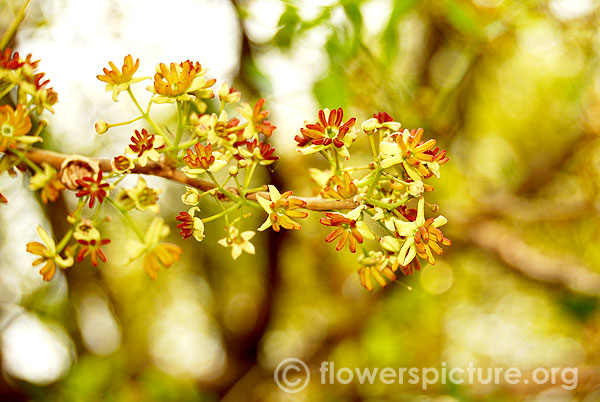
[1,48,57,206]
[6,52,451,290]
[304,111,451,291]
[0,48,58,114]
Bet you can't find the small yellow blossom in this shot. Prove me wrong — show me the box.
[257,185,308,232]
[97,55,147,101]
[218,226,256,259]
[26,225,74,281]
[128,217,182,280]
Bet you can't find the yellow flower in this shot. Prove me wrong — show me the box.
[0,104,38,152]
[26,225,73,281]
[379,128,437,180]
[238,98,276,139]
[358,251,397,292]
[151,61,216,105]
[111,155,135,173]
[256,185,308,232]
[361,112,401,134]
[385,198,450,267]
[125,129,165,167]
[97,55,147,101]
[176,207,205,242]
[181,143,228,177]
[217,81,241,104]
[28,163,65,204]
[128,217,182,280]
[117,177,162,213]
[181,186,201,206]
[218,226,255,260]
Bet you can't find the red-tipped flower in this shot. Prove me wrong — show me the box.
[75,171,110,208]
[76,238,110,267]
[320,212,364,253]
[295,108,356,148]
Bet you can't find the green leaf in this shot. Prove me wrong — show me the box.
[444,0,483,38]
[343,0,363,51]
[273,5,300,49]
[381,0,420,64]
[313,71,349,109]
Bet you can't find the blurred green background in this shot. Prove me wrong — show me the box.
[1,0,600,400]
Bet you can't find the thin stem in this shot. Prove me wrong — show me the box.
[92,200,103,223]
[10,148,42,174]
[0,0,31,50]
[55,229,73,253]
[366,165,381,198]
[368,134,379,159]
[333,148,341,175]
[233,175,243,195]
[207,171,239,202]
[243,162,258,191]
[127,88,173,146]
[0,83,15,100]
[365,197,406,211]
[106,197,145,242]
[172,100,184,151]
[107,115,144,128]
[55,199,86,253]
[202,200,243,223]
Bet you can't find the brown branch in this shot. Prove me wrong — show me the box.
[24,148,360,211]
[468,221,600,296]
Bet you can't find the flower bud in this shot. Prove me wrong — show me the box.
[361,118,378,134]
[407,180,425,197]
[229,166,238,176]
[238,159,247,168]
[111,155,134,173]
[95,120,109,134]
[218,82,241,104]
[181,187,201,206]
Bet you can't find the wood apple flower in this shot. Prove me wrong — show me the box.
[26,226,74,281]
[97,55,147,101]
[256,185,308,232]
[182,143,227,177]
[125,128,165,167]
[295,108,356,150]
[0,104,37,152]
[239,98,276,138]
[75,171,110,208]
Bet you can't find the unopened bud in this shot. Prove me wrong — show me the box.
[361,118,378,134]
[407,180,425,197]
[238,159,247,168]
[229,166,238,176]
[95,120,109,135]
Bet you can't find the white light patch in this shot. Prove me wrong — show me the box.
[1,313,74,385]
[149,301,226,380]
[361,0,392,38]
[77,293,121,355]
[16,0,240,155]
[245,0,286,43]
[549,0,595,21]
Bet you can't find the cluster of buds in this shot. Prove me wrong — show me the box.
[2,52,451,291]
